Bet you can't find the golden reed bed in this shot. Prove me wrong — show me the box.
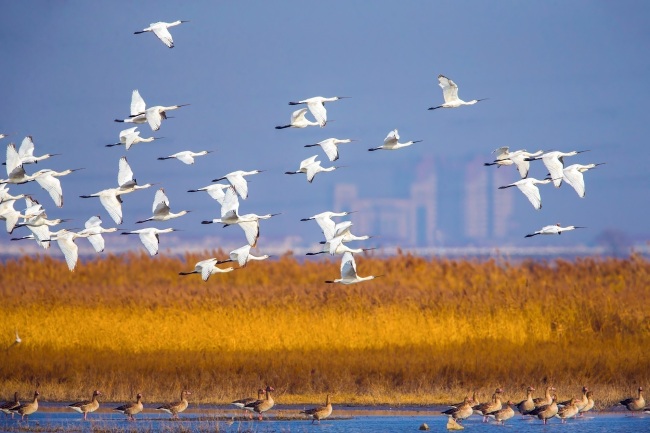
[1,252,648,407]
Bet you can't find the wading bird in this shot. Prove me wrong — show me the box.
[156,390,191,420]
[158,150,212,165]
[299,394,333,424]
[300,210,355,241]
[498,177,553,210]
[115,104,189,131]
[0,392,20,418]
[244,386,274,421]
[222,244,270,267]
[526,150,590,187]
[134,20,189,48]
[288,96,350,127]
[231,389,265,419]
[368,129,422,151]
[525,223,585,238]
[68,390,101,421]
[428,74,487,110]
[11,390,38,421]
[179,258,234,281]
[562,163,604,198]
[304,138,356,162]
[275,108,320,129]
[325,252,379,285]
[121,227,178,256]
[113,393,143,421]
[619,387,645,414]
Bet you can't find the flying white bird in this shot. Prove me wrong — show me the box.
[77,216,118,253]
[0,184,25,204]
[0,199,25,233]
[525,223,586,238]
[134,20,189,48]
[33,168,83,208]
[526,150,590,187]
[368,129,422,151]
[121,227,178,256]
[300,211,355,241]
[222,244,271,268]
[275,108,320,129]
[187,183,230,204]
[562,163,604,198]
[285,155,340,183]
[14,136,60,165]
[52,229,91,271]
[115,92,189,131]
[80,157,153,224]
[304,138,356,162]
[106,127,162,150]
[1,143,50,185]
[211,169,263,200]
[287,96,350,127]
[498,177,553,210]
[326,220,372,243]
[325,252,380,285]
[179,258,234,281]
[428,74,487,110]
[307,234,375,256]
[157,150,212,165]
[201,187,279,247]
[484,148,544,179]
[136,188,190,223]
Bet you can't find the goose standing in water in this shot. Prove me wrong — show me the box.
[68,390,101,420]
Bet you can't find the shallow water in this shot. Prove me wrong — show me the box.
[0,405,648,432]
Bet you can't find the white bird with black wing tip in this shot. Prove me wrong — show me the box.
[134,20,189,48]
[368,129,422,151]
[428,74,487,110]
[525,224,585,238]
[287,96,350,127]
[325,252,380,285]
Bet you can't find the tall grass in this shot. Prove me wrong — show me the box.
[1,252,648,406]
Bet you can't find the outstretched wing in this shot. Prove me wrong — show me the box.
[340,252,357,280]
[152,25,174,48]
[35,173,64,207]
[152,188,170,215]
[131,90,146,116]
[438,75,459,103]
[307,101,327,127]
[117,157,135,188]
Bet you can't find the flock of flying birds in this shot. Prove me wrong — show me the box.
[0,19,603,282]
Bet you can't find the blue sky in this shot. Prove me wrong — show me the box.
[1,1,648,256]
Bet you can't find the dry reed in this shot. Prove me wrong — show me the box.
[0,252,648,407]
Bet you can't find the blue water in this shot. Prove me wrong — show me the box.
[1,407,648,432]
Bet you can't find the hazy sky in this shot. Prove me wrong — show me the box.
[1,1,649,256]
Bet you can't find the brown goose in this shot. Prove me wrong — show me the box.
[113,393,143,421]
[231,388,264,418]
[530,395,558,424]
[442,397,474,422]
[0,392,20,418]
[533,385,556,407]
[620,386,645,413]
[299,394,332,424]
[68,390,101,421]
[555,397,579,423]
[156,390,191,419]
[244,385,274,420]
[11,390,39,421]
[559,386,588,409]
[486,400,515,425]
[475,388,503,422]
[516,386,535,416]
[579,391,594,416]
